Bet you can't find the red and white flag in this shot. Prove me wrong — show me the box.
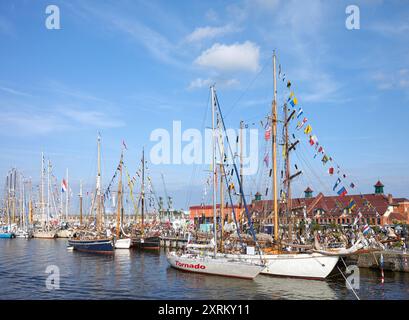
[61,179,67,193]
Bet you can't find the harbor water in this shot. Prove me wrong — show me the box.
[0,239,408,300]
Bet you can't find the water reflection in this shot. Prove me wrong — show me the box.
[0,240,408,300]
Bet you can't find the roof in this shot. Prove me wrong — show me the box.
[388,211,408,222]
[392,198,409,203]
[374,180,384,187]
[189,204,240,210]
[251,193,393,218]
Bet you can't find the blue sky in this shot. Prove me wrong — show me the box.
[0,0,408,211]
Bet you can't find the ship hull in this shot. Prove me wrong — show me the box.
[33,231,57,239]
[188,251,339,279]
[133,236,160,250]
[68,238,114,254]
[167,252,263,279]
[115,238,132,249]
[0,233,15,239]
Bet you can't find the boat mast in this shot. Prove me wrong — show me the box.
[28,178,33,225]
[116,152,123,239]
[79,180,83,226]
[239,120,244,209]
[211,85,217,258]
[47,160,51,226]
[11,169,16,224]
[219,163,224,252]
[284,100,292,241]
[6,172,10,229]
[41,152,45,225]
[272,51,279,243]
[96,134,102,233]
[65,168,69,221]
[141,148,145,234]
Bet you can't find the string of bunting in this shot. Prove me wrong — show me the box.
[279,70,380,221]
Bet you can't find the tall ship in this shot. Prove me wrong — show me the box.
[167,85,264,279]
[183,53,371,279]
[133,148,161,250]
[68,135,114,254]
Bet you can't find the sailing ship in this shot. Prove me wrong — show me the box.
[68,135,114,254]
[133,148,161,250]
[33,155,57,239]
[1,169,16,239]
[167,86,264,279]
[185,61,346,279]
[114,151,132,249]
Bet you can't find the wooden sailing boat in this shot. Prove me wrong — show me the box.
[114,151,131,249]
[133,148,161,250]
[167,85,264,279]
[68,134,114,254]
[196,52,340,279]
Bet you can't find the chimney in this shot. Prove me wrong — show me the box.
[388,194,393,205]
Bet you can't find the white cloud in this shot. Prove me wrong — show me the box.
[186,24,240,42]
[0,86,32,97]
[188,77,239,90]
[188,78,213,89]
[62,109,125,128]
[194,41,260,73]
[373,68,409,90]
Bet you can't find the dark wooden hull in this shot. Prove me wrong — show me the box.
[68,238,114,254]
[133,236,160,250]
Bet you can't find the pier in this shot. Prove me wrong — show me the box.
[160,237,188,249]
[346,250,409,273]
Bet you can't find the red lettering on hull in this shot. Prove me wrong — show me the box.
[175,261,206,270]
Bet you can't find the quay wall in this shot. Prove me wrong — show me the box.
[346,251,409,272]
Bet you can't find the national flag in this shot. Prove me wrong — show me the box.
[337,186,348,197]
[328,167,334,175]
[296,117,308,130]
[61,179,67,193]
[362,224,371,235]
[304,124,312,135]
[296,108,303,119]
[333,178,341,191]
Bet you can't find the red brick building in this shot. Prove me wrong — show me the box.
[189,204,241,224]
[189,181,409,227]
[249,181,409,227]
